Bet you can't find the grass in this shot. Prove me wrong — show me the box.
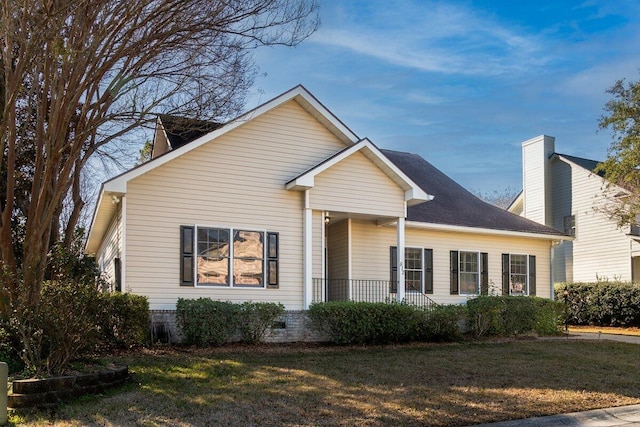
[10,339,640,427]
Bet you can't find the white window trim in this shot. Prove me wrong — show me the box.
[194,225,267,289]
[458,250,481,296]
[508,253,529,296]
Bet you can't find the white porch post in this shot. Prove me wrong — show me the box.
[397,216,405,303]
[304,190,313,309]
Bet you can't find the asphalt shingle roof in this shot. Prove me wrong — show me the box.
[159,115,223,150]
[157,115,564,237]
[382,149,565,236]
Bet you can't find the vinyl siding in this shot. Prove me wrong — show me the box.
[125,100,347,310]
[522,136,554,226]
[350,219,552,304]
[550,159,573,283]
[309,151,405,217]
[96,204,122,288]
[567,164,631,282]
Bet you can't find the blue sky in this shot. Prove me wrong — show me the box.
[246,0,640,195]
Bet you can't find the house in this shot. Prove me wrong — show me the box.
[86,86,566,340]
[508,135,640,283]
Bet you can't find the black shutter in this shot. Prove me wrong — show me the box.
[480,252,489,295]
[502,254,510,295]
[114,258,122,292]
[180,226,194,286]
[529,255,536,296]
[450,251,458,295]
[390,246,398,293]
[424,249,433,294]
[267,232,279,289]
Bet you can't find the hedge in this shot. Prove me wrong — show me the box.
[556,282,640,327]
[466,296,565,337]
[176,299,284,346]
[307,301,464,345]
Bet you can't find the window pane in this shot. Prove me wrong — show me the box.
[404,247,423,292]
[197,256,229,285]
[405,248,422,269]
[459,251,479,294]
[234,258,264,286]
[234,230,263,258]
[510,254,528,295]
[198,228,229,258]
[233,230,264,286]
[196,227,230,285]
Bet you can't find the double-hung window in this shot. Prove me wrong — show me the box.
[501,253,536,296]
[450,250,488,295]
[390,247,433,294]
[180,225,279,288]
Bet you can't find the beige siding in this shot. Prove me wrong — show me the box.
[522,136,554,226]
[96,204,122,289]
[350,219,553,305]
[568,165,631,282]
[550,159,573,282]
[327,219,350,300]
[309,151,405,217]
[327,219,349,280]
[125,100,347,310]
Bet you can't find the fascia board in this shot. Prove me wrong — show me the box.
[404,220,573,241]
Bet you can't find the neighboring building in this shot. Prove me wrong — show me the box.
[86,86,566,333]
[509,135,640,283]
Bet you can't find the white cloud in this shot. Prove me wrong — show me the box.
[310,0,550,76]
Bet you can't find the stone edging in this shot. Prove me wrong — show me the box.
[8,365,129,409]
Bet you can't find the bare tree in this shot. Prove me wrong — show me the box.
[0,0,319,311]
[473,187,520,209]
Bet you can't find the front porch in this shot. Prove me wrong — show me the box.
[311,278,438,310]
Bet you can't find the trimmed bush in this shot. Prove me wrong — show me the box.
[176,299,241,346]
[238,302,285,344]
[556,282,640,326]
[97,293,149,348]
[467,296,565,337]
[307,301,463,345]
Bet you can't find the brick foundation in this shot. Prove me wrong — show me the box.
[149,309,327,344]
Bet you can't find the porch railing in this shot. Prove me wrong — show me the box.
[312,278,438,310]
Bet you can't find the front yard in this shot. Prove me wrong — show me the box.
[12,339,640,427]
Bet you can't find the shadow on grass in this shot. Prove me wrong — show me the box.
[12,340,640,427]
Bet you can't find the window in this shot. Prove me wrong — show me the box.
[564,215,575,236]
[450,250,488,295]
[180,226,279,288]
[390,247,433,294]
[502,254,536,296]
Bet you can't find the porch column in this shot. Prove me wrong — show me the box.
[397,216,405,303]
[303,190,313,309]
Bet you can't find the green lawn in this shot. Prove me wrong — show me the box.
[12,339,640,426]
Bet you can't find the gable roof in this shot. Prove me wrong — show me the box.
[286,139,433,206]
[86,85,361,253]
[382,149,565,237]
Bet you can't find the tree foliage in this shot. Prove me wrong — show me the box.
[596,74,640,227]
[0,0,319,314]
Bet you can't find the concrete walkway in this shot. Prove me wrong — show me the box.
[471,332,640,426]
[472,404,640,427]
